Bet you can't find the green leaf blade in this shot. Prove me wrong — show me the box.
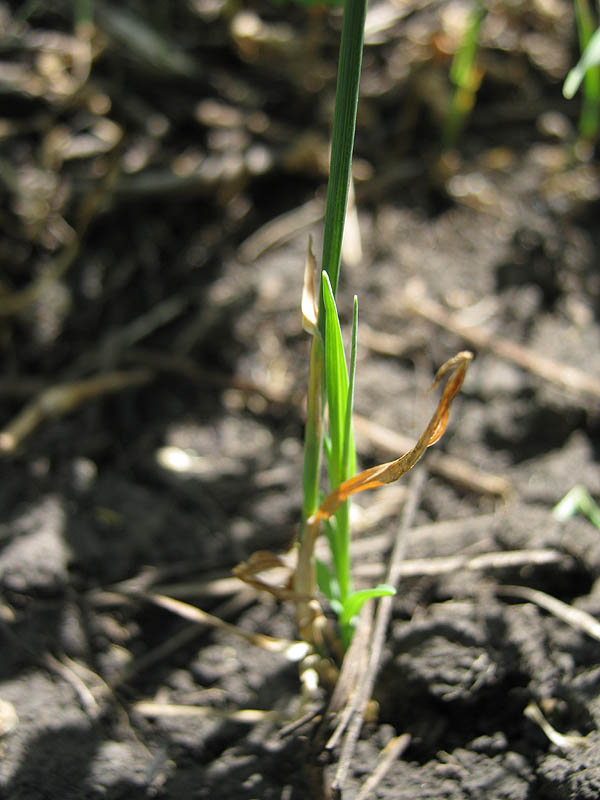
[319,0,368,321]
[339,584,396,630]
[322,271,349,489]
[342,295,358,481]
[563,26,600,99]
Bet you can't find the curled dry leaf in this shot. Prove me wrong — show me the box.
[295,350,473,647]
[233,549,296,601]
[236,351,473,653]
[313,350,472,521]
[301,235,319,336]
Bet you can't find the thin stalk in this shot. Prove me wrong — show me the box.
[299,0,367,650]
[319,0,368,318]
[574,0,600,141]
[443,0,485,149]
[322,272,354,602]
[302,0,367,523]
[335,296,358,604]
[74,0,94,28]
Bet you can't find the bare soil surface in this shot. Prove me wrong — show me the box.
[1,2,600,798]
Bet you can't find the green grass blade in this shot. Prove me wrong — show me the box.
[449,1,485,88]
[302,0,366,522]
[319,0,368,316]
[299,0,368,646]
[553,485,600,529]
[315,556,338,606]
[564,23,600,99]
[340,585,396,629]
[301,337,324,521]
[572,2,600,139]
[332,296,359,605]
[339,584,396,647]
[443,0,485,148]
[341,295,358,480]
[322,271,349,489]
[322,271,354,601]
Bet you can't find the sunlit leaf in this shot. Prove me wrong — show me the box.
[339,584,395,629]
[322,270,349,489]
[342,295,358,481]
[564,26,600,99]
[553,485,600,529]
[294,350,473,645]
[312,350,473,522]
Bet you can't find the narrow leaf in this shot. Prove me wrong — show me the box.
[315,556,336,601]
[322,270,349,489]
[449,1,486,88]
[319,0,368,318]
[308,352,473,533]
[339,584,396,629]
[295,350,473,644]
[563,26,600,99]
[342,295,358,480]
[553,485,600,529]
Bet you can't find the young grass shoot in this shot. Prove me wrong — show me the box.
[564,1,600,143]
[237,0,473,661]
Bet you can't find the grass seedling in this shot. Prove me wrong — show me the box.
[309,269,396,649]
[553,485,600,529]
[237,0,473,661]
[442,0,486,150]
[563,1,600,143]
[298,0,375,650]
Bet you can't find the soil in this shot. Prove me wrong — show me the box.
[1,1,600,798]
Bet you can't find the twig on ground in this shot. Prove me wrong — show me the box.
[0,612,128,728]
[354,548,569,580]
[43,652,102,719]
[84,296,188,369]
[134,702,282,723]
[358,323,428,359]
[354,414,511,498]
[141,575,244,601]
[326,600,374,743]
[90,580,273,693]
[138,592,310,658]
[497,584,600,642]
[355,733,412,800]
[278,704,325,738]
[350,512,498,562]
[331,466,426,793]
[126,347,293,405]
[524,701,588,749]
[238,198,324,263]
[403,284,600,404]
[0,368,152,452]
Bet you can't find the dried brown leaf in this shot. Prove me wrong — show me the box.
[234,351,473,653]
[301,234,319,335]
[311,350,472,522]
[233,550,296,601]
[295,350,473,645]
